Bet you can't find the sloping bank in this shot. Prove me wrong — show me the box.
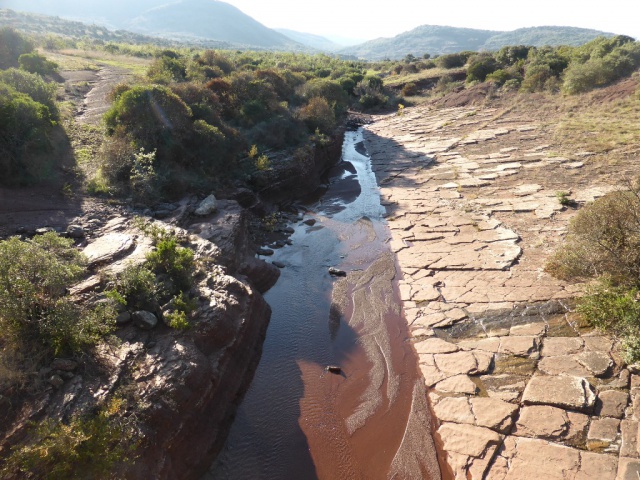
[0,133,346,479]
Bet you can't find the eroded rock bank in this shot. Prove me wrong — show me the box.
[363,103,639,479]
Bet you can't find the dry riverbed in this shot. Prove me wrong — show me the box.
[363,91,640,479]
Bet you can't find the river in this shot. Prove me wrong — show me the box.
[205,129,441,480]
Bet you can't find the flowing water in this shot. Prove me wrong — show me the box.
[206,129,440,480]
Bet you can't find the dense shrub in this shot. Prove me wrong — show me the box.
[146,237,195,291]
[401,82,419,96]
[546,189,640,286]
[495,45,531,66]
[0,233,115,356]
[0,27,33,69]
[18,52,59,76]
[2,400,137,480]
[298,78,349,115]
[0,83,55,185]
[520,64,556,92]
[104,85,192,150]
[0,68,59,119]
[466,55,499,83]
[147,56,187,84]
[563,37,640,94]
[298,97,336,134]
[435,53,468,69]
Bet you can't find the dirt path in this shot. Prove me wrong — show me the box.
[74,65,133,124]
[363,97,638,478]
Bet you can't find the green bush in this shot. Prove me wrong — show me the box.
[0,83,56,185]
[146,237,195,291]
[545,189,640,286]
[147,56,187,84]
[2,399,137,480]
[298,97,336,134]
[104,85,192,150]
[109,263,158,312]
[0,27,33,69]
[402,82,419,96]
[0,68,59,119]
[466,55,499,83]
[0,233,114,356]
[18,52,59,76]
[298,78,349,115]
[563,39,640,94]
[577,281,640,362]
[435,53,468,69]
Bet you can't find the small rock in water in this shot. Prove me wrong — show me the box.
[272,261,286,269]
[303,219,316,226]
[328,267,347,277]
[325,365,342,374]
[280,226,295,234]
[257,248,274,256]
[132,311,158,329]
[194,194,217,216]
[35,227,55,235]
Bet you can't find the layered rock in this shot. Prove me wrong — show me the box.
[363,103,638,479]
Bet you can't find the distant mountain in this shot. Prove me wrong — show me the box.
[338,25,499,61]
[339,24,618,60]
[3,0,303,50]
[480,26,616,51]
[275,28,340,51]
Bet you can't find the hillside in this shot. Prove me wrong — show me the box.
[0,8,234,49]
[125,0,301,48]
[275,28,341,51]
[481,26,616,50]
[338,25,499,60]
[340,24,617,60]
[3,0,302,50]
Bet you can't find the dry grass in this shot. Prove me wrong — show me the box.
[45,49,151,76]
[554,96,640,156]
[383,67,465,88]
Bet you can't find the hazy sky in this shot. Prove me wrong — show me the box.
[223,0,640,42]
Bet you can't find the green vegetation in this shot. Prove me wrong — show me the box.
[547,187,640,361]
[0,233,115,358]
[2,398,138,480]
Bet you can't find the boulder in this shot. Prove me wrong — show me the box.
[329,267,347,277]
[132,311,158,330]
[66,224,85,238]
[194,195,218,216]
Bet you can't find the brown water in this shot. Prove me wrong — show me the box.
[205,129,441,480]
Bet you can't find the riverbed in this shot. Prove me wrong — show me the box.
[206,129,440,480]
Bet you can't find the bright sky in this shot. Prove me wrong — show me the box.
[223,0,640,43]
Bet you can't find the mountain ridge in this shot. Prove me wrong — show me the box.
[338,24,618,60]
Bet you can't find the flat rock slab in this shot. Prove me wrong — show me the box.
[522,375,596,413]
[438,422,502,458]
[84,233,134,266]
[513,405,588,442]
[597,390,629,419]
[503,437,580,480]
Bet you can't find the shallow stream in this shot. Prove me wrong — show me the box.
[206,129,439,480]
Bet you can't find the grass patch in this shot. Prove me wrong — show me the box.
[554,97,640,155]
[383,67,465,88]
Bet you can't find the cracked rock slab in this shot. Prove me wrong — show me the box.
[438,422,502,458]
[522,375,596,413]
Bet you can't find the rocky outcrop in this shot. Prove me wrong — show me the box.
[0,201,277,480]
[364,103,638,478]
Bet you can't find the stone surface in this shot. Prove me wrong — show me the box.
[588,418,621,450]
[132,310,158,330]
[522,375,596,412]
[541,337,584,357]
[514,405,571,439]
[194,194,218,216]
[470,397,518,433]
[414,337,459,354]
[576,452,618,480]
[617,457,640,480]
[438,422,502,458]
[83,233,134,266]
[597,390,629,419]
[577,350,614,377]
[503,438,580,479]
[434,374,479,394]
